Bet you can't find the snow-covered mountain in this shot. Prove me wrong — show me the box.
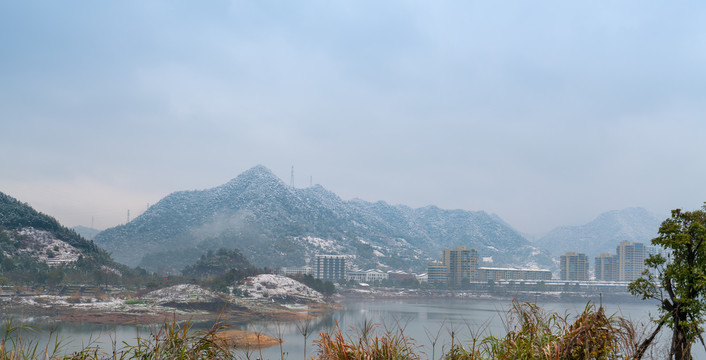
[533,207,662,258]
[0,191,121,278]
[94,165,551,273]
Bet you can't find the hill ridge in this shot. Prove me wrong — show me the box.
[95,165,552,273]
[533,207,661,258]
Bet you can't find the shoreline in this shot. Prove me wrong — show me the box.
[0,288,647,326]
[0,296,340,326]
[0,287,650,328]
[338,287,650,305]
[0,288,653,352]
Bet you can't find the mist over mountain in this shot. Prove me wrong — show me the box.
[533,207,662,258]
[72,226,101,240]
[94,165,551,273]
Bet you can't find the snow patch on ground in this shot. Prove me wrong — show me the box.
[145,284,221,304]
[16,295,126,311]
[240,274,323,302]
[296,236,342,253]
[101,265,122,277]
[15,228,81,266]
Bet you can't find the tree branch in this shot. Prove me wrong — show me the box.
[633,318,666,360]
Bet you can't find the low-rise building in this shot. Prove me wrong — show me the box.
[479,267,552,282]
[346,269,388,283]
[280,266,313,277]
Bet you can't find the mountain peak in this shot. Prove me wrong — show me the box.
[237,165,279,181]
[220,165,287,191]
[535,207,661,257]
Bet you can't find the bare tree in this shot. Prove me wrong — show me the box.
[295,305,313,359]
[424,319,446,360]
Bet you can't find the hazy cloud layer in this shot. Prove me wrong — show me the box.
[2,1,706,233]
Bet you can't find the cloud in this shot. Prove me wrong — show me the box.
[1,1,706,234]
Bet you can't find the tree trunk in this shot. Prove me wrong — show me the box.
[672,312,693,360]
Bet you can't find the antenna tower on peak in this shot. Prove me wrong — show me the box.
[290,166,294,187]
[127,209,130,223]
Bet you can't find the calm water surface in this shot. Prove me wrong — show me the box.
[250,297,667,360]
[6,297,695,359]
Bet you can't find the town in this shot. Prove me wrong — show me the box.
[278,240,655,297]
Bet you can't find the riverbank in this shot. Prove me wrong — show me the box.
[0,290,341,351]
[0,285,643,327]
[338,286,648,304]
[0,284,340,327]
[0,288,659,356]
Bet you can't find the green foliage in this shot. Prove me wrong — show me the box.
[0,193,104,255]
[138,248,204,275]
[290,274,335,297]
[124,299,147,305]
[629,205,706,359]
[178,248,264,294]
[182,248,253,278]
[0,192,143,287]
[204,267,260,294]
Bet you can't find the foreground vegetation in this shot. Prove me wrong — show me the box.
[0,318,234,360]
[0,300,666,360]
[629,205,706,359]
[315,301,655,360]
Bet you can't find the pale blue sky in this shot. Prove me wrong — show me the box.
[2,1,706,234]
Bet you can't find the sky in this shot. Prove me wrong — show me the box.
[1,1,706,235]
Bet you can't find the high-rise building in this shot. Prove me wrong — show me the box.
[594,253,615,281]
[616,241,647,281]
[442,246,478,286]
[560,252,589,281]
[315,255,346,281]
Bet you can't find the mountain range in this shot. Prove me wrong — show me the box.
[533,207,663,258]
[94,165,552,273]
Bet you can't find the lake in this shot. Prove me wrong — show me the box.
[248,297,671,359]
[4,296,696,359]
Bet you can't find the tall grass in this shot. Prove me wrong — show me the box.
[0,316,63,360]
[310,301,650,360]
[0,316,233,360]
[445,300,643,360]
[314,318,422,360]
